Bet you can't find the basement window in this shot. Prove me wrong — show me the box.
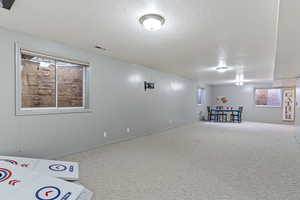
[16,48,90,115]
[255,88,282,107]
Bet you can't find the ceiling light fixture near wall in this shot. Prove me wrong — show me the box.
[139,14,165,31]
[216,66,229,73]
[171,82,183,91]
[235,82,244,86]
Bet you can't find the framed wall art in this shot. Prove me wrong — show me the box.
[282,88,295,121]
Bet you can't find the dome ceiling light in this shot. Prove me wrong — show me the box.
[215,60,230,73]
[139,14,165,31]
[216,66,229,73]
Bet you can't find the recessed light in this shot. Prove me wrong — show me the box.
[235,82,244,86]
[139,14,165,31]
[216,66,229,73]
[235,74,244,86]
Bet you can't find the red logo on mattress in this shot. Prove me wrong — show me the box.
[9,179,20,186]
[0,159,18,165]
[0,168,12,183]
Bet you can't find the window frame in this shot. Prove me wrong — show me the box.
[15,42,91,115]
[254,88,282,108]
[197,88,205,105]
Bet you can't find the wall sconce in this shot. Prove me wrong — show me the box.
[170,82,183,91]
[1,0,15,10]
[128,74,142,83]
[144,81,155,91]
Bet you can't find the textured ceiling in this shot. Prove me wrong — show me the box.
[0,0,279,84]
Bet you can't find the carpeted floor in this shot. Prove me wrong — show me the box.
[64,122,300,200]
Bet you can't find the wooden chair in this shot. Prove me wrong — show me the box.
[207,106,218,121]
[216,106,227,122]
[231,106,243,123]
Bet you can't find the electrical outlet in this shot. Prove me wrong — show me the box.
[126,128,131,133]
[104,131,107,138]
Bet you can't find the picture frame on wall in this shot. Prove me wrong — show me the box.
[282,88,295,121]
[216,96,229,104]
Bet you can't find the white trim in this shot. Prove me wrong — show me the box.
[17,108,92,116]
[55,60,58,108]
[82,65,86,108]
[20,49,89,66]
[15,43,22,115]
[15,42,91,116]
[255,105,281,108]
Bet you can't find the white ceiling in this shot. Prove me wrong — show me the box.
[274,0,300,80]
[0,0,279,84]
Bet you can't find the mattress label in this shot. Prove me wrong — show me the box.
[0,162,84,200]
[0,156,79,181]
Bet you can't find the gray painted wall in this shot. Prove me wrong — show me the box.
[0,27,198,159]
[211,83,294,125]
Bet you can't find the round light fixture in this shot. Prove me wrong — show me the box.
[235,81,244,86]
[216,66,229,73]
[235,74,244,86]
[139,14,165,31]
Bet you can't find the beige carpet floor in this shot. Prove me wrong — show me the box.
[64,122,300,200]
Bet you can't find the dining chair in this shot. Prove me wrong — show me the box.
[231,106,243,123]
[207,106,218,121]
[238,106,243,122]
[216,106,227,122]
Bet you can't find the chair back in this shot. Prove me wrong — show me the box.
[217,106,223,110]
[207,106,211,113]
[238,106,243,113]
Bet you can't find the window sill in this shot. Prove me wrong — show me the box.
[255,105,281,108]
[16,107,92,116]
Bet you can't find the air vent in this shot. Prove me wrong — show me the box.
[94,45,107,51]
